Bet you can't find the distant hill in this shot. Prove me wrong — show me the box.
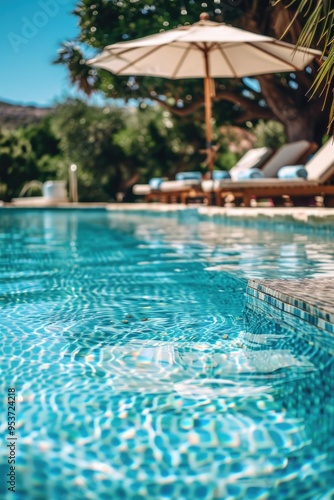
[0,100,51,129]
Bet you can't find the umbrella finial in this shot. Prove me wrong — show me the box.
[199,12,210,21]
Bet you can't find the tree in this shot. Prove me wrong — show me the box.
[50,99,219,201]
[50,99,128,201]
[0,99,241,203]
[55,0,332,144]
[0,119,64,202]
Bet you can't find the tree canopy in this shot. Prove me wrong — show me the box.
[50,98,210,201]
[0,118,64,202]
[55,0,333,143]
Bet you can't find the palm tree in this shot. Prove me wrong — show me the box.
[277,0,333,134]
[54,42,98,96]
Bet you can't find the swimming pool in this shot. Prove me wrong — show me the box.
[1,209,334,499]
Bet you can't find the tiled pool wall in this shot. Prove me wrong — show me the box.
[243,298,334,470]
[245,280,334,354]
[244,277,334,462]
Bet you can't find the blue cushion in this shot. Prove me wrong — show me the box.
[149,178,163,189]
[277,165,308,179]
[237,168,264,180]
[212,170,231,180]
[175,171,202,181]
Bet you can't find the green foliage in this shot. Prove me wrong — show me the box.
[0,119,63,202]
[49,99,208,201]
[276,0,334,134]
[75,0,241,49]
[50,99,126,201]
[253,120,286,150]
[0,98,265,202]
[54,1,256,124]
[216,151,239,170]
[0,99,206,202]
[54,42,99,96]
[54,0,332,144]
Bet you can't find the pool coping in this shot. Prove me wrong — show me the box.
[106,204,334,228]
[5,203,334,234]
[3,202,334,219]
[2,202,108,209]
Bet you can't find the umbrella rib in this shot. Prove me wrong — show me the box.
[92,40,192,67]
[248,42,301,72]
[89,51,129,66]
[171,45,193,79]
[217,46,238,78]
[109,44,169,74]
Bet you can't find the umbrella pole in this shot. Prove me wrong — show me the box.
[203,44,214,177]
[204,76,213,175]
[204,76,213,172]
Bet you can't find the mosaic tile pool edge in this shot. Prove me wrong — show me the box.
[245,295,334,355]
[246,280,334,355]
[248,279,334,327]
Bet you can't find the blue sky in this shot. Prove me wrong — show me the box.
[0,1,262,108]
[0,0,81,107]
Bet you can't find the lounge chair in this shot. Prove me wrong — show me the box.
[158,171,204,203]
[205,140,334,207]
[201,140,318,206]
[133,172,204,203]
[229,147,273,180]
[199,147,273,199]
[132,178,164,198]
[133,147,273,203]
[174,142,313,204]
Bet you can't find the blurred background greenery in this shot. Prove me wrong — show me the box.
[0,0,332,202]
[2,99,275,202]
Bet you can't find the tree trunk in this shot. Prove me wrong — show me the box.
[284,115,315,143]
[257,74,318,143]
[241,8,325,145]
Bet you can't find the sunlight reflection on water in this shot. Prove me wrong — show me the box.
[0,210,333,499]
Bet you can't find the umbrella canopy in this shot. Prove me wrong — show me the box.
[88,14,321,172]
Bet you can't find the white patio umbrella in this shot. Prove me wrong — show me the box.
[88,13,321,172]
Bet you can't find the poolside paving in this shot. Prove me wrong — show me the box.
[4,201,108,208]
[4,201,334,224]
[106,203,334,225]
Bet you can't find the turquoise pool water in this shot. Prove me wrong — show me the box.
[1,209,334,499]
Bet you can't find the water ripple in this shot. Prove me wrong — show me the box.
[0,210,333,499]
